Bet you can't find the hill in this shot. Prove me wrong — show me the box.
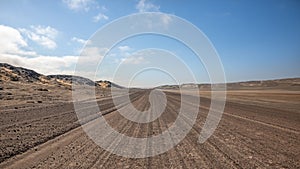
[95,80,124,89]
[1,62,299,91]
[0,63,48,83]
[0,63,121,88]
[157,78,300,91]
[47,75,96,86]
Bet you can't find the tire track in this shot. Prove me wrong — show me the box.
[167,93,297,168]
[1,90,299,168]
[166,96,238,168]
[167,93,299,134]
[0,91,142,168]
[89,93,149,168]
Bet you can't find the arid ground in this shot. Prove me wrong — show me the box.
[0,89,299,168]
[0,64,300,168]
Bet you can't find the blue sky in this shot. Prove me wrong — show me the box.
[0,0,299,87]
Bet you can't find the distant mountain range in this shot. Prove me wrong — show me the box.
[157,78,300,90]
[1,62,299,90]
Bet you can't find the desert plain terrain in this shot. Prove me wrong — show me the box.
[0,63,299,168]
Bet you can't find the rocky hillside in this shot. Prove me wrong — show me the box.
[0,63,121,88]
[0,63,48,83]
[1,63,299,90]
[47,75,96,86]
[96,80,124,89]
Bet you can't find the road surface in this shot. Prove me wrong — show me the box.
[0,90,299,168]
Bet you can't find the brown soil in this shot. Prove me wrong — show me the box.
[0,88,299,169]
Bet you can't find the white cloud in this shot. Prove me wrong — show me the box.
[128,13,173,31]
[121,55,146,65]
[93,13,109,22]
[20,25,58,49]
[30,25,58,39]
[160,14,172,27]
[0,25,36,56]
[136,0,160,13]
[74,47,110,79]
[118,46,131,52]
[27,32,57,49]
[63,0,96,12]
[0,25,27,49]
[71,37,89,45]
[81,47,108,61]
[0,25,111,80]
[0,54,78,75]
[0,25,77,76]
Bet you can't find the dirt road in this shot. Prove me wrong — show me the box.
[0,90,299,168]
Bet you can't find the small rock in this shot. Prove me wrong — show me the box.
[37,88,48,91]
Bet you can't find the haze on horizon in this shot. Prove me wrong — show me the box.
[0,0,299,87]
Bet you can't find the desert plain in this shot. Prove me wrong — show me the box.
[0,63,299,168]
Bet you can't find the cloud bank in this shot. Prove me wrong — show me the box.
[0,25,77,75]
